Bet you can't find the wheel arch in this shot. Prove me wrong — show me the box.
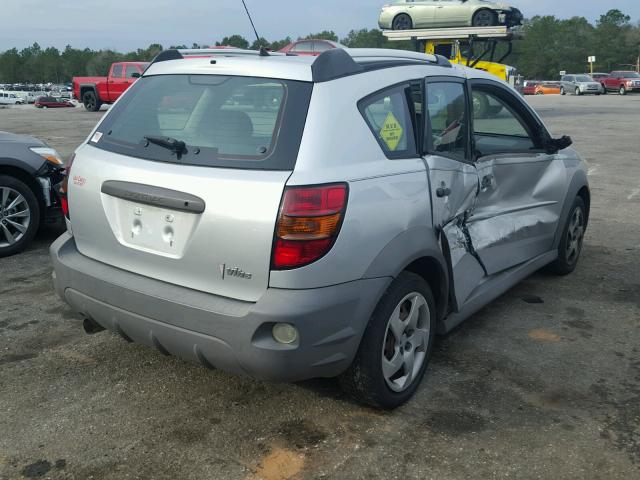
[392,11,414,28]
[552,169,590,249]
[79,84,97,99]
[364,226,450,323]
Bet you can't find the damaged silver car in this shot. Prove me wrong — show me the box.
[51,48,589,409]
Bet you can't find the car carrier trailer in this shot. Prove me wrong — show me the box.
[383,25,522,86]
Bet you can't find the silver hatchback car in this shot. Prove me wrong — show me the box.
[51,48,590,409]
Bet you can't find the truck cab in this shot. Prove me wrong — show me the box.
[73,62,149,111]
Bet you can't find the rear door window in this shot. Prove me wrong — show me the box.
[359,84,418,158]
[93,75,312,170]
[292,41,314,52]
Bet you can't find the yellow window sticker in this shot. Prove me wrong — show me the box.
[379,112,404,151]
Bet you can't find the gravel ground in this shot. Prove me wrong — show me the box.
[0,95,639,480]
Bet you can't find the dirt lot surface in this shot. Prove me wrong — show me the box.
[1,96,639,479]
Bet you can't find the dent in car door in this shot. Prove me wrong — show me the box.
[424,79,485,309]
[467,83,566,276]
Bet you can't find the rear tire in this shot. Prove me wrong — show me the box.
[82,90,101,111]
[339,272,436,409]
[472,9,497,27]
[0,175,40,258]
[392,13,413,30]
[560,86,566,95]
[548,196,587,276]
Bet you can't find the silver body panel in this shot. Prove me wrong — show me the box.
[52,49,589,381]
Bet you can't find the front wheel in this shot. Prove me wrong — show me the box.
[548,196,587,276]
[392,13,413,30]
[339,272,436,409]
[619,86,627,96]
[575,87,582,96]
[472,9,497,27]
[0,175,40,258]
[560,87,566,95]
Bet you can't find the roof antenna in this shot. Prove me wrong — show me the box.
[240,0,269,56]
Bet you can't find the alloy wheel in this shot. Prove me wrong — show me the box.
[382,292,431,393]
[566,206,585,265]
[392,14,412,30]
[0,187,31,248]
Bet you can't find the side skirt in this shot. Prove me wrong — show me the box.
[437,250,557,334]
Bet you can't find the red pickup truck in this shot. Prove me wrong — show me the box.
[601,70,640,95]
[73,62,149,111]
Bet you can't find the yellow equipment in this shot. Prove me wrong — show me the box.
[383,26,521,86]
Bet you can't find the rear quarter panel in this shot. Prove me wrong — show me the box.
[269,67,456,289]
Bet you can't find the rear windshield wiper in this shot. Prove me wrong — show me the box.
[144,135,188,156]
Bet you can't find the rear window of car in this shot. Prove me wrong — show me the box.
[92,75,313,170]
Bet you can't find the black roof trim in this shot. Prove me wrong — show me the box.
[151,49,183,64]
[311,49,364,83]
[434,55,453,68]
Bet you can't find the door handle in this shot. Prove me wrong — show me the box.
[436,185,451,198]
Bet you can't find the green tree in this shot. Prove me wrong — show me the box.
[217,35,249,49]
[303,31,339,41]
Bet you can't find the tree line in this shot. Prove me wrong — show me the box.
[0,9,637,84]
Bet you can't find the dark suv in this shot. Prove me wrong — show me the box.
[0,132,65,256]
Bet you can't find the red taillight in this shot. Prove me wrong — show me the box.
[272,184,348,270]
[59,153,74,219]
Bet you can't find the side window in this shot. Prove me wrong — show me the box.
[292,41,313,52]
[314,41,332,53]
[425,82,467,160]
[111,64,123,78]
[360,85,417,158]
[471,87,537,157]
[125,65,140,78]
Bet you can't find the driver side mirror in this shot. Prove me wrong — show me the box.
[544,135,573,154]
[131,72,141,78]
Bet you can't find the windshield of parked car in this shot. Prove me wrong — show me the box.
[93,74,312,170]
[620,72,640,78]
[575,75,593,82]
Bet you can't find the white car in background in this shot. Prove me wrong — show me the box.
[0,91,25,105]
[379,0,524,30]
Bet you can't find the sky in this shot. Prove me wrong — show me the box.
[1,0,639,52]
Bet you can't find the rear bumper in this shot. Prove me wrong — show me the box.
[50,233,390,382]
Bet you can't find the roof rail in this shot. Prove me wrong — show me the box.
[311,48,451,82]
[149,48,284,66]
